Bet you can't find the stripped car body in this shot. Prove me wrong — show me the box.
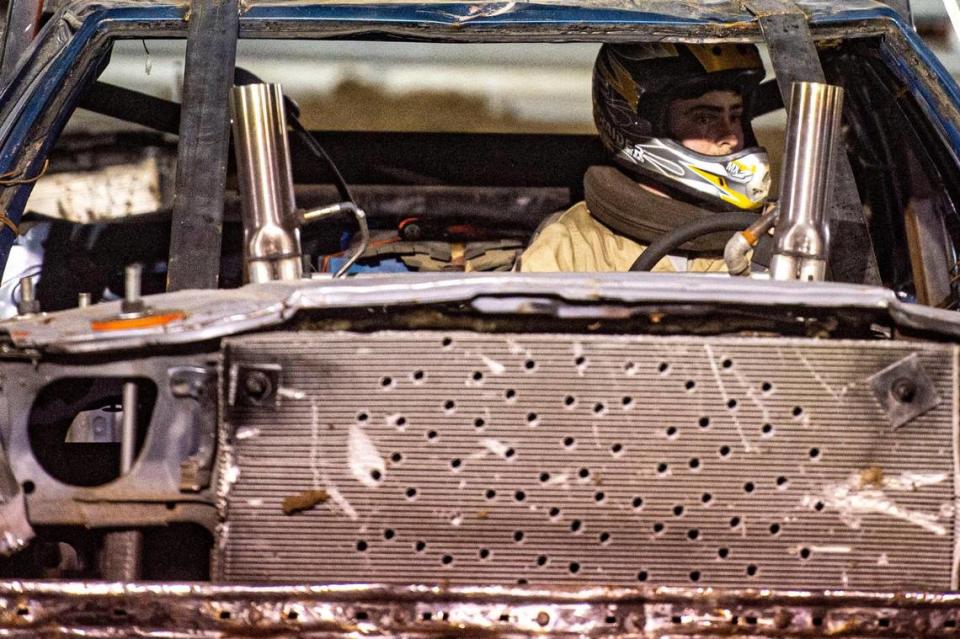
[0,0,958,635]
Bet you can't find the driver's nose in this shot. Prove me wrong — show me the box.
[716,116,744,153]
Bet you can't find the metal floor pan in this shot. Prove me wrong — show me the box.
[215,331,958,590]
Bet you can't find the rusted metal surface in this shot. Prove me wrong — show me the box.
[4,274,960,355]
[217,331,957,590]
[0,581,960,637]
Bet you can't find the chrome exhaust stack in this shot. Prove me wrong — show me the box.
[769,81,844,282]
[230,84,302,283]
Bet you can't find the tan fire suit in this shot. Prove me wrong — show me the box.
[519,201,727,273]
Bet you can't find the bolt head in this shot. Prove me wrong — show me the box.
[891,377,917,403]
[243,371,271,399]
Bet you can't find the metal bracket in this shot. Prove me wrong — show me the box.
[170,365,217,492]
[0,442,33,555]
[742,0,881,286]
[229,363,281,408]
[868,353,941,429]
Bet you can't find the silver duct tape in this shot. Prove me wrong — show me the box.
[216,332,957,590]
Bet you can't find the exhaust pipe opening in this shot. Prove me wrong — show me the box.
[769,81,844,282]
[230,83,303,283]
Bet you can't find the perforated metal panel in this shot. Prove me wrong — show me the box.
[215,332,958,589]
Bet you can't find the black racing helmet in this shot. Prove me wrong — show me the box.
[593,43,770,210]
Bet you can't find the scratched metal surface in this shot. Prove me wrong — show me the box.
[4,581,960,637]
[216,332,957,589]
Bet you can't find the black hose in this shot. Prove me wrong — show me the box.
[234,67,355,205]
[629,212,758,272]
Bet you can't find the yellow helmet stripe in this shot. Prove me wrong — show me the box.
[688,165,757,210]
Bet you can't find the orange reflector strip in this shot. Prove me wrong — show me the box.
[91,310,187,332]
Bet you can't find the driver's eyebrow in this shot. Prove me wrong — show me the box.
[683,104,743,116]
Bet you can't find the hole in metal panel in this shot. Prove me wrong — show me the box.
[718,547,730,559]
[637,570,649,581]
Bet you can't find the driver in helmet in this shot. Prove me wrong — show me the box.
[519,42,771,272]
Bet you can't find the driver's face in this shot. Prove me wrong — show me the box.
[666,90,744,156]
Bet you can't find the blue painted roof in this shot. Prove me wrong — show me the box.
[63,0,903,26]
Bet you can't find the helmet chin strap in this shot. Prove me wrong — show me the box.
[583,166,757,253]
